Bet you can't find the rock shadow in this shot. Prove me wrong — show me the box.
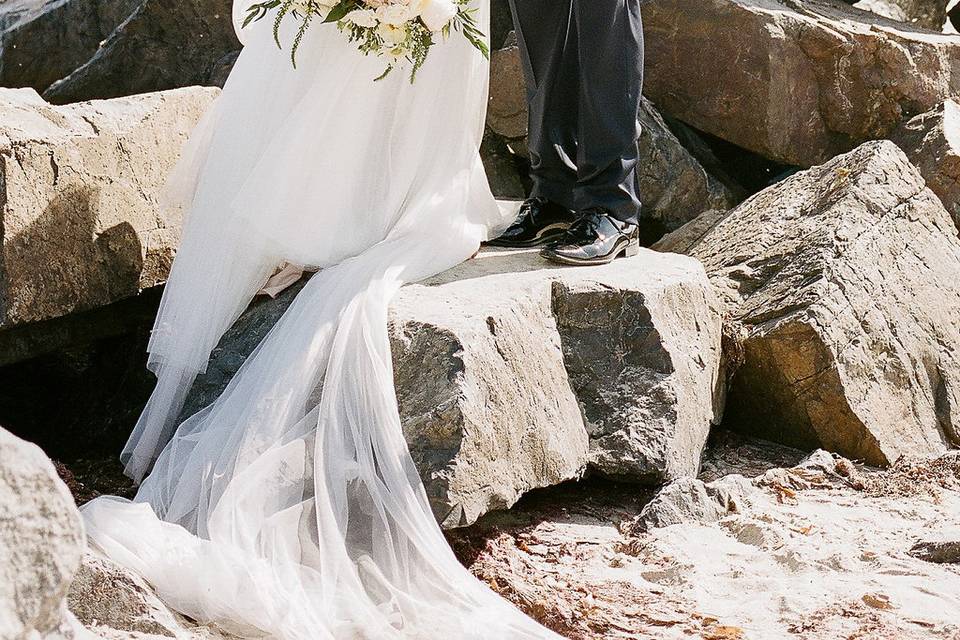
[1,184,144,329]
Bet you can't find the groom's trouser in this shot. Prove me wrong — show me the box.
[507,0,645,225]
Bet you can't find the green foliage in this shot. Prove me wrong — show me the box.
[323,1,355,23]
[451,1,489,60]
[290,2,315,67]
[242,0,489,82]
[273,0,294,48]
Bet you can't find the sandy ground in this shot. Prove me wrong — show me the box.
[62,431,959,640]
[448,433,960,640]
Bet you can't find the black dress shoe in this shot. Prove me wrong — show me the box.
[540,209,640,266]
[485,198,577,248]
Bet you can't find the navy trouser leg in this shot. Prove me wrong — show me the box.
[507,0,644,225]
[572,0,644,225]
[508,0,579,211]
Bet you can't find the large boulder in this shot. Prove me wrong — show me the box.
[392,254,595,527]
[891,99,960,230]
[643,0,960,167]
[0,86,218,333]
[674,140,960,465]
[0,427,85,639]
[184,249,723,526]
[486,45,735,234]
[634,98,739,234]
[43,0,239,104]
[0,0,141,93]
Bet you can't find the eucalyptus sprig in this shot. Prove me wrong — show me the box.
[444,4,489,60]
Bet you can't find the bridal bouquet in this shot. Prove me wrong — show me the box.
[243,0,488,80]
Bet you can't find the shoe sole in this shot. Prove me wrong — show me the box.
[484,223,571,249]
[541,238,641,266]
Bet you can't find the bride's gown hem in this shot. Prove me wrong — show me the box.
[79,3,563,639]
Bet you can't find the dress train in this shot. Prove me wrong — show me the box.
[79,3,564,638]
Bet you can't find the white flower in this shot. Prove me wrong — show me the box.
[345,8,378,28]
[411,0,457,31]
[376,3,413,26]
[377,21,407,44]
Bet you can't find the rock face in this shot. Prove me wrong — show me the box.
[652,209,730,255]
[43,0,239,104]
[634,98,738,233]
[643,0,960,167]
[892,100,960,231]
[184,249,723,526]
[549,253,724,482]
[0,0,141,93]
[480,130,525,199]
[487,41,527,143]
[68,551,236,639]
[854,0,947,29]
[0,0,57,31]
[486,44,735,233]
[207,50,241,89]
[0,86,219,331]
[0,427,85,639]
[679,141,960,465]
[391,254,591,527]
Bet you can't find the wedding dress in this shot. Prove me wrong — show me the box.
[78,3,564,638]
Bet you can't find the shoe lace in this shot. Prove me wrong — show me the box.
[566,209,605,238]
[519,197,548,224]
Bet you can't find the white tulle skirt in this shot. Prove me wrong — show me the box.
[79,3,563,638]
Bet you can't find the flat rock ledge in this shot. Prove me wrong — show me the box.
[0,86,219,332]
[668,140,960,465]
[185,248,724,527]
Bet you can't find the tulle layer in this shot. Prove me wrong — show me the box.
[121,7,501,479]
[82,3,562,638]
[87,237,555,639]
